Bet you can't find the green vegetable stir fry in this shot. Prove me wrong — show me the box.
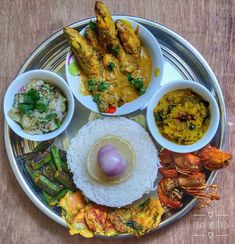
[23,143,75,207]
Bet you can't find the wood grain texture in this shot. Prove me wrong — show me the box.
[0,0,234,243]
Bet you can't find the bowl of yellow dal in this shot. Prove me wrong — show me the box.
[146,80,220,153]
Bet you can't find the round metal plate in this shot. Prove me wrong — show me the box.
[4,16,227,236]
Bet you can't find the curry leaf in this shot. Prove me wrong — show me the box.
[107,62,115,71]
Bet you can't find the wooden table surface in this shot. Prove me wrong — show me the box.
[0,0,234,243]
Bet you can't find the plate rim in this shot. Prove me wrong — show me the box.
[4,15,227,237]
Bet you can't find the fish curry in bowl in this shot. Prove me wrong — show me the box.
[64,1,162,114]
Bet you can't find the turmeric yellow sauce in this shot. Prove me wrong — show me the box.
[80,46,152,103]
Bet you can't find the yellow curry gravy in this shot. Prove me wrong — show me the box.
[80,46,152,104]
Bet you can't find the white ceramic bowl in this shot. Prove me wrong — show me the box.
[146,80,220,153]
[4,70,75,141]
[65,17,164,115]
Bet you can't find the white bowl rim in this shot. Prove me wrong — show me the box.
[146,79,220,153]
[4,69,75,141]
[65,17,164,116]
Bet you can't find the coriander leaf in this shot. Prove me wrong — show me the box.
[167,105,176,114]
[35,101,48,113]
[87,79,98,92]
[46,113,57,120]
[55,119,61,128]
[23,94,34,104]
[26,88,40,101]
[112,46,119,56]
[140,86,146,95]
[107,62,115,71]
[93,93,100,103]
[89,20,96,30]
[18,104,34,115]
[127,73,133,82]
[134,77,144,89]
[97,82,109,92]
[127,74,146,95]
[154,111,164,123]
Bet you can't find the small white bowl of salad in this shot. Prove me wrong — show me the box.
[4,70,75,141]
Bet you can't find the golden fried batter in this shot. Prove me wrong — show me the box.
[116,20,141,54]
[69,209,94,237]
[85,204,108,234]
[109,208,135,234]
[85,26,105,56]
[59,191,94,238]
[131,198,164,235]
[59,191,86,220]
[95,1,117,47]
[64,27,103,78]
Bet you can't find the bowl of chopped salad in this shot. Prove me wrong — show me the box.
[4,70,75,141]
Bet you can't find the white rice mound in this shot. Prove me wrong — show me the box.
[67,117,159,208]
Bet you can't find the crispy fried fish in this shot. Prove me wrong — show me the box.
[84,26,105,56]
[64,27,103,78]
[95,1,117,47]
[116,20,141,55]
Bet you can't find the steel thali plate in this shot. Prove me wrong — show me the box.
[4,16,227,235]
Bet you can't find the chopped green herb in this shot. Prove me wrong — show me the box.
[97,82,109,92]
[35,101,48,113]
[167,105,176,114]
[55,119,61,129]
[112,46,119,56]
[125,220,142,231]
[134,77,144,89]
[89,20,96,30]
[138,198,150,210]
[155,111,164,123]
[127,74,146,95]
[23,94,35,104]
[26,88,40,101]
[93,93,100,103]
[140,86,146,95]
[18,104,34,115]
[18,88,45,114]
[87,79,98,92]
[107,61,115,71]
[46,113,57,120]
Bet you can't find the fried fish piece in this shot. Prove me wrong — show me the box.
[84,26,105,56]
[64,27,102,78]
[95,1,117,47]
[116,20,141,55]
[94,1,138,74]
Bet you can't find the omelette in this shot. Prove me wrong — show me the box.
[59,191,164,237]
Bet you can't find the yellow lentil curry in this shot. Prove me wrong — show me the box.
[154,89,210,145]
[64,0,152,113]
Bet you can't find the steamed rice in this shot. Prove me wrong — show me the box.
[67,117,159,208]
